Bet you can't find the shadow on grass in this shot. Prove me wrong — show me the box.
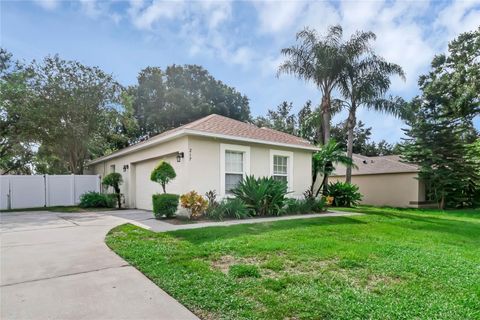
[168,216,366,245]
[362,210,480,240]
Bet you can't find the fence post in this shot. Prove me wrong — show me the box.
[44,174,47,207]
[71,174,75,206]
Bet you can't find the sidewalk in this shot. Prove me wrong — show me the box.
[115,210,363,232]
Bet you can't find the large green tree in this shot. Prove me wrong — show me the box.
[0,49,34,174]
[132,65,251,137]
[403,27,480,208]
[29,55,122,174]
[254,101,297,135]
[338,32,405,183]
[331,120,401,156]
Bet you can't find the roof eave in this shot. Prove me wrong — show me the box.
[87,129,318,166]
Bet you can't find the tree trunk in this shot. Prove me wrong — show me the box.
[115,186,122,209]
[345,105,356,184]
[320,94,331,196]
[321,95,331,144]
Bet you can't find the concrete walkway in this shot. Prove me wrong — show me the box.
[0,210,198,320]
[0,209,359,320]
[109,210,363,232]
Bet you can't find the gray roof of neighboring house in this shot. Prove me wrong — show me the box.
[331,154,419,176]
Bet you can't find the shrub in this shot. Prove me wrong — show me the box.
[232,175,288,216]
[207,198,252,221]
[327,182,362,207]
[283,197,327,214]
[180,191,208,219]
[150,161,176,193]
[205,190,218,207]
[310,197,328,212]
[102,172,123,209]
[152,193,179,219]
[229,264,261,278]
[284,198,312,215]
[79,191,115,208]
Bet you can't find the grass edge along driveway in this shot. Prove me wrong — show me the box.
[106,207,480,320]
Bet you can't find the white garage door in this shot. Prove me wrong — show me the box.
[135,159,162,210]
[134,156,183,210]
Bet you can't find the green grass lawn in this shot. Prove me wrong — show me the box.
[106,207,480,319]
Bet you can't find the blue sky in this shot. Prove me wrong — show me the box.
[2,0,479,143]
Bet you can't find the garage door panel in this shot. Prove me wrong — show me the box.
[134,157,183,210]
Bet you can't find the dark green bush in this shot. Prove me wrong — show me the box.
[79,191,115,208]
[284,197,327,214]
[150,161,176,193]
[327,182,362,207]
[152,193,179,219]
[207,198,252,221]
[229,264,261,278]
[232,175,288,216]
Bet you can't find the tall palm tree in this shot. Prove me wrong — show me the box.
[278,26,345,144]
[339,35,406,183]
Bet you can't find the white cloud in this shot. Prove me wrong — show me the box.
[253,0,307,34]
[436,0,480,37]
[34,0,59,10]
[129,0,185,30]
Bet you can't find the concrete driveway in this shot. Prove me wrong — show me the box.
[0,210,198,320]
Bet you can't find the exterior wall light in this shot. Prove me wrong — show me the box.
[176,152,185,162]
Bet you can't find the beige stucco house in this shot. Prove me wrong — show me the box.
[87,114,318,210]
[329,154,425,208]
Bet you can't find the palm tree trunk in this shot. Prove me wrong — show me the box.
[321,95,331,144]
[345,105,356,184]
[320,94,331,196]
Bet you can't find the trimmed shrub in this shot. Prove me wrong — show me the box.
[102,172,123,209]
[232,175,288,216]
[152,193,179,219]
[79,191,115,208]
[150,161,176,193]
[207,198,252,221]
[327,182,362,207]
[180,191,208,219]
[229,264,261,278]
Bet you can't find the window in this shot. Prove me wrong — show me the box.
[270,150,293,190]
[225,151,243,193]
[273,155,288,183]
[220,144,250,196]
[110,164,115,173]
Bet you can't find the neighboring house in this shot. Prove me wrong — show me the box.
[329,154,426,208]
[87,114,318,210]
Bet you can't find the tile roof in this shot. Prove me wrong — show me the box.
[88,114,316,164]
[183,114,314,148]
[331,154,419,176]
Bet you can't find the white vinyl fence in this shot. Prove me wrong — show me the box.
[0,175,100,210]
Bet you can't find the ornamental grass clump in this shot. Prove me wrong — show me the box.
[232,175,288,216]
[327,181,362,207]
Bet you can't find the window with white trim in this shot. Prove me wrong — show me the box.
[225,151,244,193]
[220,144,250,196]
[270,149,293,191]
[273,155,288,183]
